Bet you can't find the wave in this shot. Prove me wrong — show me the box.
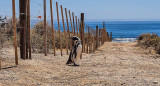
[112,38,137,43]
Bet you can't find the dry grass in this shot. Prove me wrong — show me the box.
[0,20,70,53]
[31,21,69,53]
[137,33,160,54]
[0,42,160,86]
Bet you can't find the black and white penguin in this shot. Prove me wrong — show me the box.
[66,36,82,66]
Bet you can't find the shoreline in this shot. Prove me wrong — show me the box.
[112,38,137,43]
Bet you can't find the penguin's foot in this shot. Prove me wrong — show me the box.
[74,63,79,66]
[66,60,74,64]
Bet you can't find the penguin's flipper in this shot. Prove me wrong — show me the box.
[66,52,73,65]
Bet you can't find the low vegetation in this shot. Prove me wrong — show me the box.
[137,33,160,54]
[0,20,69,53]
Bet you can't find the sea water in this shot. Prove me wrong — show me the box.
[31,19,160,42]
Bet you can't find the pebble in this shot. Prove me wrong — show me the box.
[153,81,158,84]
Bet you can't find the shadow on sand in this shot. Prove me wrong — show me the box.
[2,66,17,70]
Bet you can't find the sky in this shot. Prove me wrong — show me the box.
[0,0,160,20]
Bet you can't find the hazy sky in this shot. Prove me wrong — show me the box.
[0,0,160,20]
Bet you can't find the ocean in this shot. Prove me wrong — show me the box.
[31,19,160,42]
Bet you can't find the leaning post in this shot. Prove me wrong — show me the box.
[65,8,72,50]
[75,16,78,36]
[72,12,76,35]
[12,0,18,64]
[56,2,62,56]
[68,10,73,35]
[50,0,56,56]
[44,0,47,56]
[61,5,68,55]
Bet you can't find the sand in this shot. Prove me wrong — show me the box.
[0,42,160,86]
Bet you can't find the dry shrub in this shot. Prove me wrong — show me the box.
[137,33,160,54]
[0,28,14,48]
[31,21,68,53]
[0,17,20,48]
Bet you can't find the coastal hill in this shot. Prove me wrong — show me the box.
[0,42,160,85]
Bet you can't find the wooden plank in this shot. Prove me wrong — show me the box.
[56,2,62,56]
[65,8,72,50]
[75,16,78,36]
[12,0,18,64]
[50,0,56,56]
[72,12,76,35]
[68,10,73,35]
[61,5,68,55]
[44,0,47,56]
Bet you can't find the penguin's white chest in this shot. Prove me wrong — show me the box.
[73,44,82,64]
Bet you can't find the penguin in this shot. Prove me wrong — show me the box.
[66,36,82,66]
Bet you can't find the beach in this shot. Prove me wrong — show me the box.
[0,42,160,86]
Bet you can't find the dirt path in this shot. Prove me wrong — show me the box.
[0,42,160,86]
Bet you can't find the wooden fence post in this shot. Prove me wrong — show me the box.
[96,26,99,50]
[101,29,104,44]
[86,26,89,53]
[50,0,56,56]
[56,2,62,56]
[19,0,27,59]
[44,0,47,56]
[65,8,72,50]
[99,29,102,46]
[61,5,68,55]
[72,12,76,35]
[26,0,29,59]
[107,32,109,41]
[68,10,73,35]
[110,32,112,42]
[80,13,85,53]
[12,0,18,64]
[89,27,91,53]
[0,52,1,70]
[75,16,78,36]
[27,0,31,59]
[90,32,93,53]
[78,19,81,38]
[98,29,100,46]
[93,35,96,52]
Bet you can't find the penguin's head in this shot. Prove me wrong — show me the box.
[71,36,81,45]
[71,36,81,41]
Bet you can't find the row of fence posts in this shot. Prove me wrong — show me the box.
[81,23,112,54]
[0,0,112,70]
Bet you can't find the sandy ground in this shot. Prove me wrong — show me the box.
[0,42,160,86]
